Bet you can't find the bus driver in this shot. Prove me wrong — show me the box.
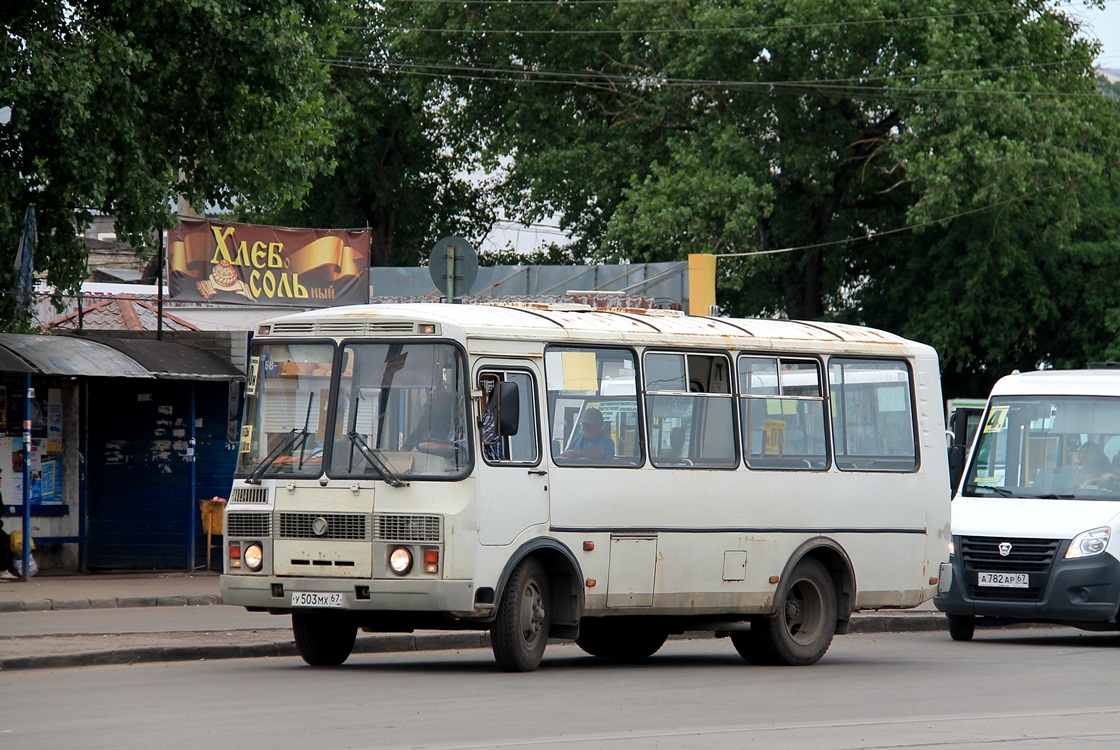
[562,407,615,460]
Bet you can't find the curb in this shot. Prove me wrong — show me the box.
[0,613,947,672]
[0,631,492,672]
[0,595,223,613]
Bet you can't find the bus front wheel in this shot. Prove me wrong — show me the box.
[292,611,357,666]
[491,557,550,672]
[732,558,837,666]
[947,614,976,641]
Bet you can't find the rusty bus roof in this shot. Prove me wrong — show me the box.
[257,302,924,355]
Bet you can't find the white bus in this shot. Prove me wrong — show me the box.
[935,369,1120,640]
[220,303,950,671]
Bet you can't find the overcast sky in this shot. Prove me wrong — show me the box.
[1076,1,1120,68]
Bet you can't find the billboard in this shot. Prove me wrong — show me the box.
[168,219,370,307]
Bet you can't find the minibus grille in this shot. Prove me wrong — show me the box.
[961,536,1059,601]
[227,512,272,537]
[279,512,369,540]
[229,487,270,504]
[373,514,442,542]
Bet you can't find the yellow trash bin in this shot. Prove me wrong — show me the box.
[199,497,226,570]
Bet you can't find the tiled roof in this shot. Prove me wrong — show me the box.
[44,298,200,332]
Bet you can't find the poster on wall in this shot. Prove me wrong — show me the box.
[47,388,62,453]
[1,438,62,505]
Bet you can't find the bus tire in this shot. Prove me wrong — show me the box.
[576,619,668,661]
[491,557,550,672]
[292,611,357,666]
[947,614,976,641]
[732,558,836,666]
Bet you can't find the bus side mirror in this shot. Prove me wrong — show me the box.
[227,380,244,445]
[498,381,519,436]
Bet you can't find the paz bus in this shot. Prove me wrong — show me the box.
[219,303,950,671]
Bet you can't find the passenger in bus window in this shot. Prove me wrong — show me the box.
[562,407,615,460]
[480,384,505,461]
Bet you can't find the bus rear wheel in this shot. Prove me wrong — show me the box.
[576,619,668,661]
[732,558,837,666]
[491,557,550,672]
[292,611,358,666]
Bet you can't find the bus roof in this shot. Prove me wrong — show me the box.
[256,303,930,356]
[990,369,1120,398]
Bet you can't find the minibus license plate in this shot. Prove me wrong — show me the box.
[291,592,344,608]
[978,572,1029,588]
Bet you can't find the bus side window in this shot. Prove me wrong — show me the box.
[479,370,540,465]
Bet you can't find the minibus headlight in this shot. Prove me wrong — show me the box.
[389,547,413,575]
[244,542,264,571]
[1066,527,1110,559]
[947,541,955,556]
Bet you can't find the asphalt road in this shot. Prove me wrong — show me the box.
[3,628,1119,749]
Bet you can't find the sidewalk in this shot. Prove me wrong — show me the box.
[0,571,947,671]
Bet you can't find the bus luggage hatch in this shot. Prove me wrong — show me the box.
[606,533,657,607]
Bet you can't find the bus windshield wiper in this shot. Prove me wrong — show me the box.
[346,431,409,488]
[245,428,310,485]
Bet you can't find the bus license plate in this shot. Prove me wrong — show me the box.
[978,572,1029,588]
[291,592,345,608]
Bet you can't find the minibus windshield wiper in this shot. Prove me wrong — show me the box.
[346,431,409,488]
[245,428,310,485]
[972,485,1015,497]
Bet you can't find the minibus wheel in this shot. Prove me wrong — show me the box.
[492,557,550,672]
[947,614,976,641]
[731,557,836,666]
[292,611,357,666]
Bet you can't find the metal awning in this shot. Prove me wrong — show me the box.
[0,333,153,378]
[93,338,243,381]
[0,334,243,380]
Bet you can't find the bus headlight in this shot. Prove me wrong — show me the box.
[389,547,413,575]
[244,542,264,572]
[1066,528,1110,559]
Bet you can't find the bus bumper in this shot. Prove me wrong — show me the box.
[934,551,1120,624]
[220,574,478,614]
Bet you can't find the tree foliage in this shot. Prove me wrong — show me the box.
[257,3,499,267]
[0,0,344,329]
[385,0,1120,395]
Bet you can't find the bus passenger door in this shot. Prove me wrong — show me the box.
[476,366,549,546]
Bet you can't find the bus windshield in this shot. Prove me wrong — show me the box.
[236,340,470,480]
[963,394,1120,499]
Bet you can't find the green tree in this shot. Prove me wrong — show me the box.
[0,0,345,330]
[386,0,1120,392]
[258,4,498,267]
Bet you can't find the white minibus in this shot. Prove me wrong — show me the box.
[935,369,1120,640]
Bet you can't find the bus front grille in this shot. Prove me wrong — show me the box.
[961,536,1059,602]
[279,512,369,540]
[374,514,442,542]
[229,487,270,504]
[227,512,272,537]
